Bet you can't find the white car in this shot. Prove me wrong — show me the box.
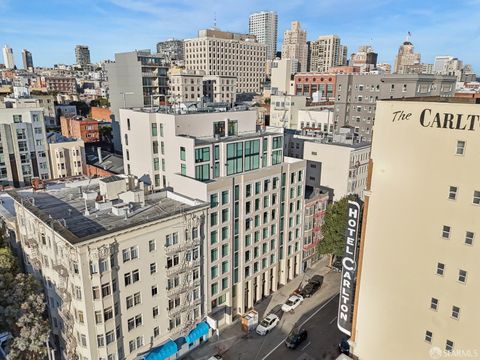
[281,295,304,312]
[256,314,280,335]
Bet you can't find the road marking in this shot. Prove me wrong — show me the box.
[329,316,337,325]
[260,293,339,360]
[300,341,311,351]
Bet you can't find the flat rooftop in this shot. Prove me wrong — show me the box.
[381,96,480,104]
[9,180,207,245]
[188,129,282,145]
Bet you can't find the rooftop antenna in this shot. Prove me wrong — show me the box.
[214,12,217,28]
[405,31,412,42]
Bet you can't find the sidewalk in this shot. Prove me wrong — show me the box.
[184,257,339,360]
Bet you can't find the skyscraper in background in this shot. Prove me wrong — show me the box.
[249,11,278,60]
[393,35,421,74]
[22,49,34,71]
[2,45,15,69]
[281,21,308,72]
[309,35,346,73]
[75,45,91,66]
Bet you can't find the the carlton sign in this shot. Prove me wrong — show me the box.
[337,200,361,336]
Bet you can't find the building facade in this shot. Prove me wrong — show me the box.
[119,108,306,325]
[45,77,77,94]
[294,72,336,99]
[350,45,377,73]
[184,28,266,94]
[351,98,480,359]
[270,59,294,96]
[60,116,99,143]
[22,49,34,71]
[2,45,14,69]
[75,45,91,66]
[156,39,184,62]
[309,35,345,73]
[269,94,308,128]
[249,11,278,60]
[0,107,50,187]
[47,133,86,178]
[334,73,457,141]
[393,39,421,74]
[281,21,308,72]
[11,176,210,360]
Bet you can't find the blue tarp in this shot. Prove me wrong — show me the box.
[144,339,178,360]
[185,321,210,344]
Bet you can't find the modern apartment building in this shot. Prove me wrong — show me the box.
[106,50,169,152]
[75,45,91,66]
[334,73,457,141]
[47,133,86,178]
[0,107,50,187]
[393,38,421,74]
[350,98,480,359]
[184,28,266,94]
[119,108,306,325]
[22,49,34,71]
[281,21,308,72]
[249,11,278,60]
[10,176,210,360]
[168,69,236,105]
[156,39,184,63]
[309,35,346,73]
[60,116,99,143]
[2,45,14,69]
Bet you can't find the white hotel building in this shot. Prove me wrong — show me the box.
[120,108,306,325]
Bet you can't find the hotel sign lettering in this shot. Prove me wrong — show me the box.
[337,200,361,336]
[392,109,480,131]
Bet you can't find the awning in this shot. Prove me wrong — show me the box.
[185,321,210,344]
[144,339,178,360]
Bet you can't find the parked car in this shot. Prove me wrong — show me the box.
[309,275,324,286]
[281,294,304,312]
[299,275,324,298]
[332,257,343,272]
[256,314,280,335]
[285,327,308,349]
[339,338,350,354]
[0,332,12,359]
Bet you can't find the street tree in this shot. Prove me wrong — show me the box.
[318,194,358,266]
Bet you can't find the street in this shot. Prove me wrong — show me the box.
[185,260,344,360]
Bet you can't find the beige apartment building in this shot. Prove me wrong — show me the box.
[47,133,86,178]
[309,35,345,73]
[351,98,480,359]
[184,28,266,94]
[281,21,308,72]
[120,108,306,325]
[11,176,210,360]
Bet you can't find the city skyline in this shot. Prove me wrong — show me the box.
[0,0,479,70]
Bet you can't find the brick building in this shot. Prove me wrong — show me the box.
[60,116,99,143]
[294,73,336,99]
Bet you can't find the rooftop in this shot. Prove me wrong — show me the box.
[188,129,282,145]
[381,96,480,104]
[9,178,207,245]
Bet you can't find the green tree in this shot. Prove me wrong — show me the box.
[318,194,358,266]
[90,98,110,107]
[69,101,90,117]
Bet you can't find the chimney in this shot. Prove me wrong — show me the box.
[97,147,103,163]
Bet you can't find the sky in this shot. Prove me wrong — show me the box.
[1,0,479,71]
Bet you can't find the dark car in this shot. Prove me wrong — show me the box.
[299,275,324,298]
[285,327,308,349]
[339,338,350,354]
[332,257,343,272]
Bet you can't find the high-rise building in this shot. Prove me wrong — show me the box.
[184,28,266,94]
[249,11,278,60]
[350,45,378,72]
[309,35,346,73]
[0,106,50,186]
[75,45,91,66]
[281,21,308,72]
[393,36,421,74]
[2,45,14,69]
[106,50,169,152]
[22,49,34,71]
[350,98,480,359]
[119,108,306,325]
[433,56,466,80]
[156,39,184,62]
[10,175,211,360]
[334,73,457,141]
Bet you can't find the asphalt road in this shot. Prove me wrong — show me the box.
[261,294,345,360]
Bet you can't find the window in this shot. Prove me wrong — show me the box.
[122,246,139,262]
[451,306,460,319]
[166,254,179,268]
[244,140,260,171]
[228,120,238,136]
[222,209,229,223]
[180,147,186,161]
[211,282,218,295]
[92,286,100,300]
[473,190,480,205]
[154,327,160,338]
[458,269,467,283]
[221,190,229,205]
[448,186,457,200]
[436,263,445,276]
[97,335,105,347]
[151,123,157,136]
[425,330,433,343]
[153,306,159,318]
[456,140,465,155]
[430,297,438,311]
[126,292,141,309]
[149,240,156,252]
[272,136,282,149]
[150,263,157,274]
[104,307,113,321]
[106,331,115,345]
[211,212,218,226]
[226,142,243,175]
[101,283,111,298]
[195,147,210,163]
[95,311,103,324]
[465,231,474,245]
[127,314,143,331]
[445,340,454,352]
[210,193,218,208]
[442,226,451,239]
[151,285,158,296]
[195,164,209,181]
[124,270,140,286]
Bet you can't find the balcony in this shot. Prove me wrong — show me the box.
[166,259,201,277]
